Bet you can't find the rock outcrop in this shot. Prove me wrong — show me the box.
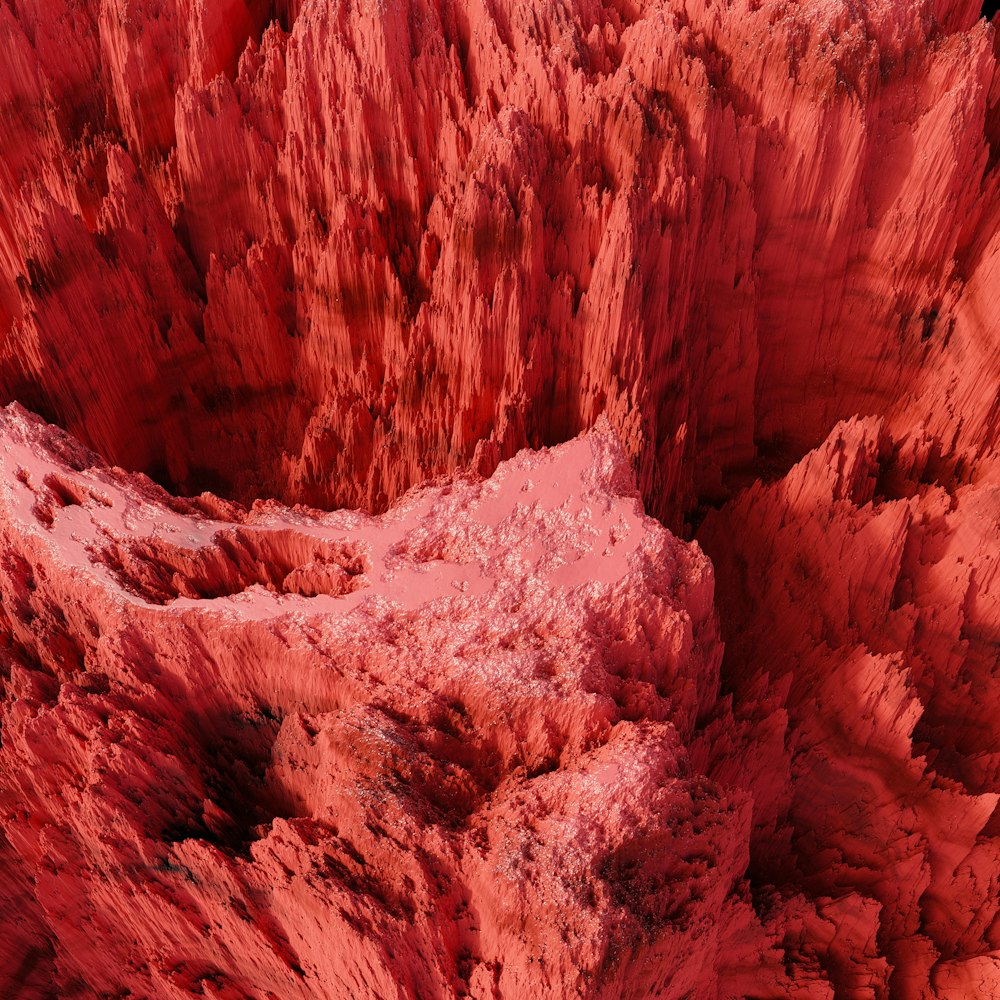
[1,0,1000,995]
[0,407,753,998]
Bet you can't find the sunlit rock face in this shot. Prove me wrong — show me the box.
[1,0,1000,996]
[0,409,744,997]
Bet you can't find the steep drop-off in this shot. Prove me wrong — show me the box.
[1,0,1000,996]
[0,0,998,518]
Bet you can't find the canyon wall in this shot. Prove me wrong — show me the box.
[0,0,999,995]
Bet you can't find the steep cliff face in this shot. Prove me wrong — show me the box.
[698,418,1000,997]
[1,0,998,518]
[1,0,1000,996]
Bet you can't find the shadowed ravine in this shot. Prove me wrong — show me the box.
[0,0,999,996]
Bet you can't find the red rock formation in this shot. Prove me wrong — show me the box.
[698,417,1000,997]
[1,0,997,519]
[0,406,762,997]
[1,0,1000,996]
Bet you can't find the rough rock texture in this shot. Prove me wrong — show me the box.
[0,407,758,998]
[697,418,1000,997]
[0,0,998,520]
[2,0,1000,996]
[5,421,1000,997]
